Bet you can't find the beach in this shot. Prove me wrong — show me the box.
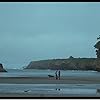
[0,83,100,97]
[0,70,100,97]
[0,76,100,84]
[1,92,100,97]
[0,76,100,97]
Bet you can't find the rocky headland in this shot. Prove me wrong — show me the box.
[0,63,7,72]
[25,58,100,72]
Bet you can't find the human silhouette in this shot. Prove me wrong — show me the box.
[55,70,58,80]
[58,70,60,80]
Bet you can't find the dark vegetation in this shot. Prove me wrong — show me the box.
[24,58,100,71]
[94,35,100,58]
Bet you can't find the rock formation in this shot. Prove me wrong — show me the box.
[24,36,100,72]
[94,41,100,58]
[0,63,7,72]
[24,58,100,71]
[94,35,100,58]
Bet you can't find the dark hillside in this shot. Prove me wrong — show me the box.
[25,58,100,71]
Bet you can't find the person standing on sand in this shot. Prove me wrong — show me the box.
[58,70,60,80]
[55,70,58,80]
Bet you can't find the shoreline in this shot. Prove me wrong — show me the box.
[0,76,100,84]
[0,76,100,97]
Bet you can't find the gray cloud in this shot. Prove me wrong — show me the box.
[0,2,99,68]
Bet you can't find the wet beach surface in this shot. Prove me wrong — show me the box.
[0,84,100,97]
[0,69,100,97]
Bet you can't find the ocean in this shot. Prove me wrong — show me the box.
[0,69,99,77]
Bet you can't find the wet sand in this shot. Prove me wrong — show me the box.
[0,76,100,97]
[0,92,100,97]
[0,76,100,84]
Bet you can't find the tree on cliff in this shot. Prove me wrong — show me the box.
[69,56,74,59]
[94,35,100,58]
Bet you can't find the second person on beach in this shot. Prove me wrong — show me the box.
[55,70,60,80]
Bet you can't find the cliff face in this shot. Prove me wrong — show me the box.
[94,41,100,58]
[0,63,7,72]
[25,58,100,71]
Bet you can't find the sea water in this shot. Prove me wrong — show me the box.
[0,69,99,78]
[0,69,100,96]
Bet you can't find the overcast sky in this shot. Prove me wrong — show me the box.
[0,2,100,69]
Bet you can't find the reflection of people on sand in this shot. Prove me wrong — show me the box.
[56,88,60,91]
